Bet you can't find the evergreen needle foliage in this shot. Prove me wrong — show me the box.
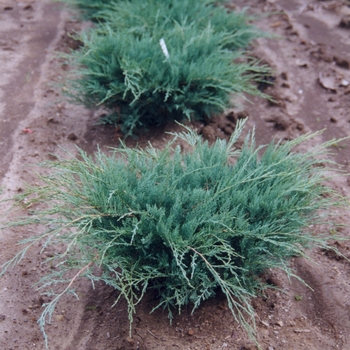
[66,22,268,135]
[61,0,269,135]
[1,120,344,347]
[56,0,115,20]
[98,0,261,51]
[59,0,227,21]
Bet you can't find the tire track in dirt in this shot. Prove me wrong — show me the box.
[0,2,92,350]
[293,257,350,349]
[234,0,350,349]
[0,1,62,179]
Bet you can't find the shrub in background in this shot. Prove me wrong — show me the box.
[66,22,268,135]
[61,0,259,51]
[57,0,115,20]
[2,120,344,346]
[60,0,227,21]
[99,0,261,51]
[61,0,269,135]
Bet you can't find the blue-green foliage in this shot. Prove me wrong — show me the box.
[63,0,269,135]
[57,0,115,20]
[99,0,259,51]
[61,0,227,21]
[69,23,267,135]
[3,121,342,343]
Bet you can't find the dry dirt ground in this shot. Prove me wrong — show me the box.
[0,0,350,349]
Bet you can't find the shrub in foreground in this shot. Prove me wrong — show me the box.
[1,120,344,347]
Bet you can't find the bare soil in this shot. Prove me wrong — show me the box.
[0,0,350,349]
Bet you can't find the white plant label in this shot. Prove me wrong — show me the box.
[159,38,170,59]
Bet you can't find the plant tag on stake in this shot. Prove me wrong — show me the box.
[159,38,170,59]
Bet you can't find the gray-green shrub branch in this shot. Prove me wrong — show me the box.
[60,0,270,135]
[1,119,347,348]
[38,260,94,347]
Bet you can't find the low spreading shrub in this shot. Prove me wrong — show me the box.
[99,0,261,51]
[2,120,344,346]
[60,0,269,135]
[60,0,227,21]
[66,22,268,135]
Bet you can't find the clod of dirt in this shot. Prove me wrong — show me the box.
[199,111,248,142]
[0,314,5,322]
[4,6,13,10]
[310,47,333,63]
[334,56,350,69]
[47,116,59,124]
[67,132,78,141]
[229,110,249,122]
[263,113,290,131]
[267,91,286,108]
[257,75,276,92]
[188,328,194,336]
[261,320,269,328]
[200,125,217,142]
[323,241,349,260]
[218,121,235,135]
[59,22,84,52]
[126,336,134,344]
[296,58,309,67]
[324,248,344,260]
[55,314,65,322]
[280,72,288,80]
[275,320,284,327]
[339,15,350,28]
[318,72,337,91]
[264,273,282,288]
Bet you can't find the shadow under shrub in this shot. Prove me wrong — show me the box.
[2,120,345,347]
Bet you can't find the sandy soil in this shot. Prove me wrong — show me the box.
[0,0,350,349]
